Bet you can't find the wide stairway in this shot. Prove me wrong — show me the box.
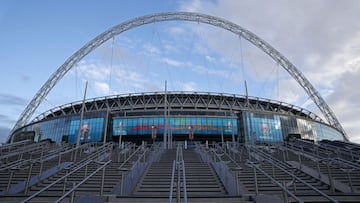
[4,139,360,202]
[132,147,226,197]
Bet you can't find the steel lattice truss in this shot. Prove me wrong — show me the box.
[11,12,346,136]
[32,92,322,123]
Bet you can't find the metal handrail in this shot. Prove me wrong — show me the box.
[214,142,242,169]
[248,146,339,203]
[21,159,93,203]
[168,160,176,203]
[0,141,68,172]
[21,143,112,202]
[197,143,241,195]
[285,142,360,171]
[247,161,303,203]
[181,159,188,203]
[0,141,49,161]
[118,143,160,196]
[54,160,112,203]
[118,145,142,169]
[0,139,32,151]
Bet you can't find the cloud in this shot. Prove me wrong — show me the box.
[0,114,16,127]
[179,0,360,86]
[178,0,360,142]
[326,68,360,141]
[92,81,110,95]
[143,43,161,56]
[0,126,10,144]
[175,81,198,91]
[77,61,110,81]
[159,57,184,67]
[0,94,28,106]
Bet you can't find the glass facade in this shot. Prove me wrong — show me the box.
[243,112,345,143]
[14,110,345,144]
[68,118,104,143]
[15,113,105,144]
[113,116,238,136]
[244,112,283,143]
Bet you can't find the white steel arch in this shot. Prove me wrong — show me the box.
[11,12,346,136]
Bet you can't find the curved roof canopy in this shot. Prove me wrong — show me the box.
[32,92,323,123]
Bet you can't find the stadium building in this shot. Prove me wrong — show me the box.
[2,12,359,203]
[10,91,346,145]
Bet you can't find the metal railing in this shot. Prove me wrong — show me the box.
[247,160,303,203]
[21,158,94,203]
[54,160,112,203]
[20,143,113,202]
[0,141,50,166]
[196,142,241,195]
[0,139,32,153]
[248,145,339,203]
[119,147,150,195]
[181,159,188,203]
[169,145,187,203]
[169,160,176,202]
[117,143,163,196]
[283,141,359,193]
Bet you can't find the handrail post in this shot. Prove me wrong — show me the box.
[100,165,105,195]
[169,160,176,203]
[120,171,124,196]
[7,169,15,192]
[177,161,181,203]
[327,161,335,193]
[282,181,289,203]
[182,160,188,203]
[24,162,33,195]
[70,182,75,203]
[58,152,62,168]
[253,166,258,195]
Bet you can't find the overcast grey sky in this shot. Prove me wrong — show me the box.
[179,0,360,142]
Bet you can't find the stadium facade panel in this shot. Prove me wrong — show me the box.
[10,92,346,144]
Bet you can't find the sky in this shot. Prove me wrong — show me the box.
[0,0,359,143]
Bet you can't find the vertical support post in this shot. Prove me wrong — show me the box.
[253,166,258,195]
[221,126,224,148]
[327,161,335,193]
[236,171,240,195]
[164,80,167,149]
[119,121,123,149]
[177,161,181,203]
[7,170,14,192]
[103,109,109,146]
[316,161,321,179]
[58,152,62,168]
[231,117,235,148]
[70,182,75,203]
[100,166,105,195]
[167,97,171,149]
[120,172,124,196]
[76,81,88,149]
[282,181,289,203]
[346,170,354,193]
[24,162,34,195]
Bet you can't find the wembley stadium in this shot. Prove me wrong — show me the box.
[2,12,360,203]
[9,91,346,145]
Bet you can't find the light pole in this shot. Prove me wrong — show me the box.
[118,121,123,149]
[230,121,235,148]
[151,125,157,144]
[221,124,224,148]
[188,125,194,140]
